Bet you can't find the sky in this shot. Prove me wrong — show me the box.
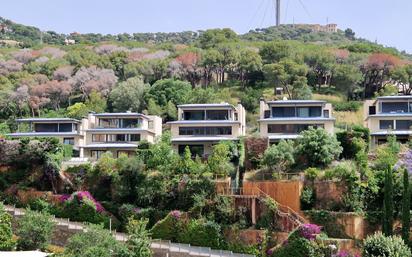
[2,0,412,52]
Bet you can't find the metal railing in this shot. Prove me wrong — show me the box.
[246,172,304,181]
[5,205,255,257]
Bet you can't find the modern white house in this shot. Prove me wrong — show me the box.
[81,112,162,160]
[364,95,412,148]
[259,99,335,143]
[167,103,246,157]
[8,118,84,157]
[8,112,163,161]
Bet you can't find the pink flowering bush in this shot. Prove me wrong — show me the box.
[54,191,112,228]
[298,223,322,240]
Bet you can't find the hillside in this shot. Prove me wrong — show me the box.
[0,16,412,134]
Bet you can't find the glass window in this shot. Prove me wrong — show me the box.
[63,137,75,145]
[34,123,58,132]
[297,108,310,117]
[183,111,205,120]
[206,110,229,120]
[91,150,106,160]
[99,118,119,128]
[396,120,412,130]
[272,107,295,117]
[59,123,73,132]
[323,110,330,118]
[179,127,232,136]
[268,124,323,134]
[122,119,139,128]
[92,134,106,142]
[178,145,204,157]
[381,102,408,113]
[130,134,141,142]
[379,120,394,129]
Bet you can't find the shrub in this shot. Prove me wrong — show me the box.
[300,187,316,210]
[305,210,348,238]
[151,211,184,241]
[64,224,129,257]
[256,197,279,231]
[178,219,222,249]
[334,101,361,112]
[16,210,55,250]
[261,140,295,172]
[27,198,51,213]
[0,203,15,250]
[296,128,342,167]
[126,218,152,257]
[304,167,321,181]
[362,232,411,257]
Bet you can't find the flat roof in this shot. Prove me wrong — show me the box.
[167,120,240,125]
[366,113,412,119]
[7,132,80,137]
[86,128,154,134]
[16,118,80,123]
[377,95,412,100]
[93,112,150,119]
[266,100,326,105]
[171,136,238,142]
[177,103,235,109]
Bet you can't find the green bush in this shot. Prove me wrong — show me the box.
[261,140,295,172]
[16,210,55,250]
[362,232,411,257]
[64,224,129,257]
[296,128,342,167]
[27,198,52,213]
[0,203,16,250]
[304,168,321,181]
[336,126,370,159]
[333,101,361,112]
[300,187,316,210]
[305,210,348,238]
[151,211,184,242]
[255,197,278,231]
[178,219,222,249]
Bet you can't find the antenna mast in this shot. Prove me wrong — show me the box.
[276,0,281,26]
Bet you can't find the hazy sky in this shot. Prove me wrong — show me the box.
[2,0,411,52]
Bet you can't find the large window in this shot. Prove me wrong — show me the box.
[59,123,73,132]
[272,106,322,118]
[396,120,412,130]
[178,145,204,157]
[130,134,141,142]
[91,150,106,160]
[267,124,324,134]
[379,120,394,129]
[183,111,205,120]
[122,118,139,128]
[92,134,106,142]
[63,137,75,145]
[272,107,295,117]
[34,123,58,132]
[206,110,229,120]
[107,134,126,142]
[179,126,232,136]
[99,118,119,128]
[381,102,408,113]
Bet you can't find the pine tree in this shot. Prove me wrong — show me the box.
[383,165,394,236]
[402,168,411,244]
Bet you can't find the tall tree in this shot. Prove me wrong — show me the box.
[109,77,148,112]
[383,165,394,236]
[402,168,411,244]
[263,59,311,99]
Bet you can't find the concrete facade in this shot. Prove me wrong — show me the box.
[167,103,246,157]
[259,99,335,143]
[364,96,412,149]
[8,112,163,161]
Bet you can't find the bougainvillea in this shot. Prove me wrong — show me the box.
[298,223,322,240]
[60,191,105,213]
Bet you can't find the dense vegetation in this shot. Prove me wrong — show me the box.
[1,17,412,133]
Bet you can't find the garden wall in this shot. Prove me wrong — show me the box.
[313,181,346,209]
[243,181,303,213]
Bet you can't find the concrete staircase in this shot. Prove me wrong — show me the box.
[4,205,254,257]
